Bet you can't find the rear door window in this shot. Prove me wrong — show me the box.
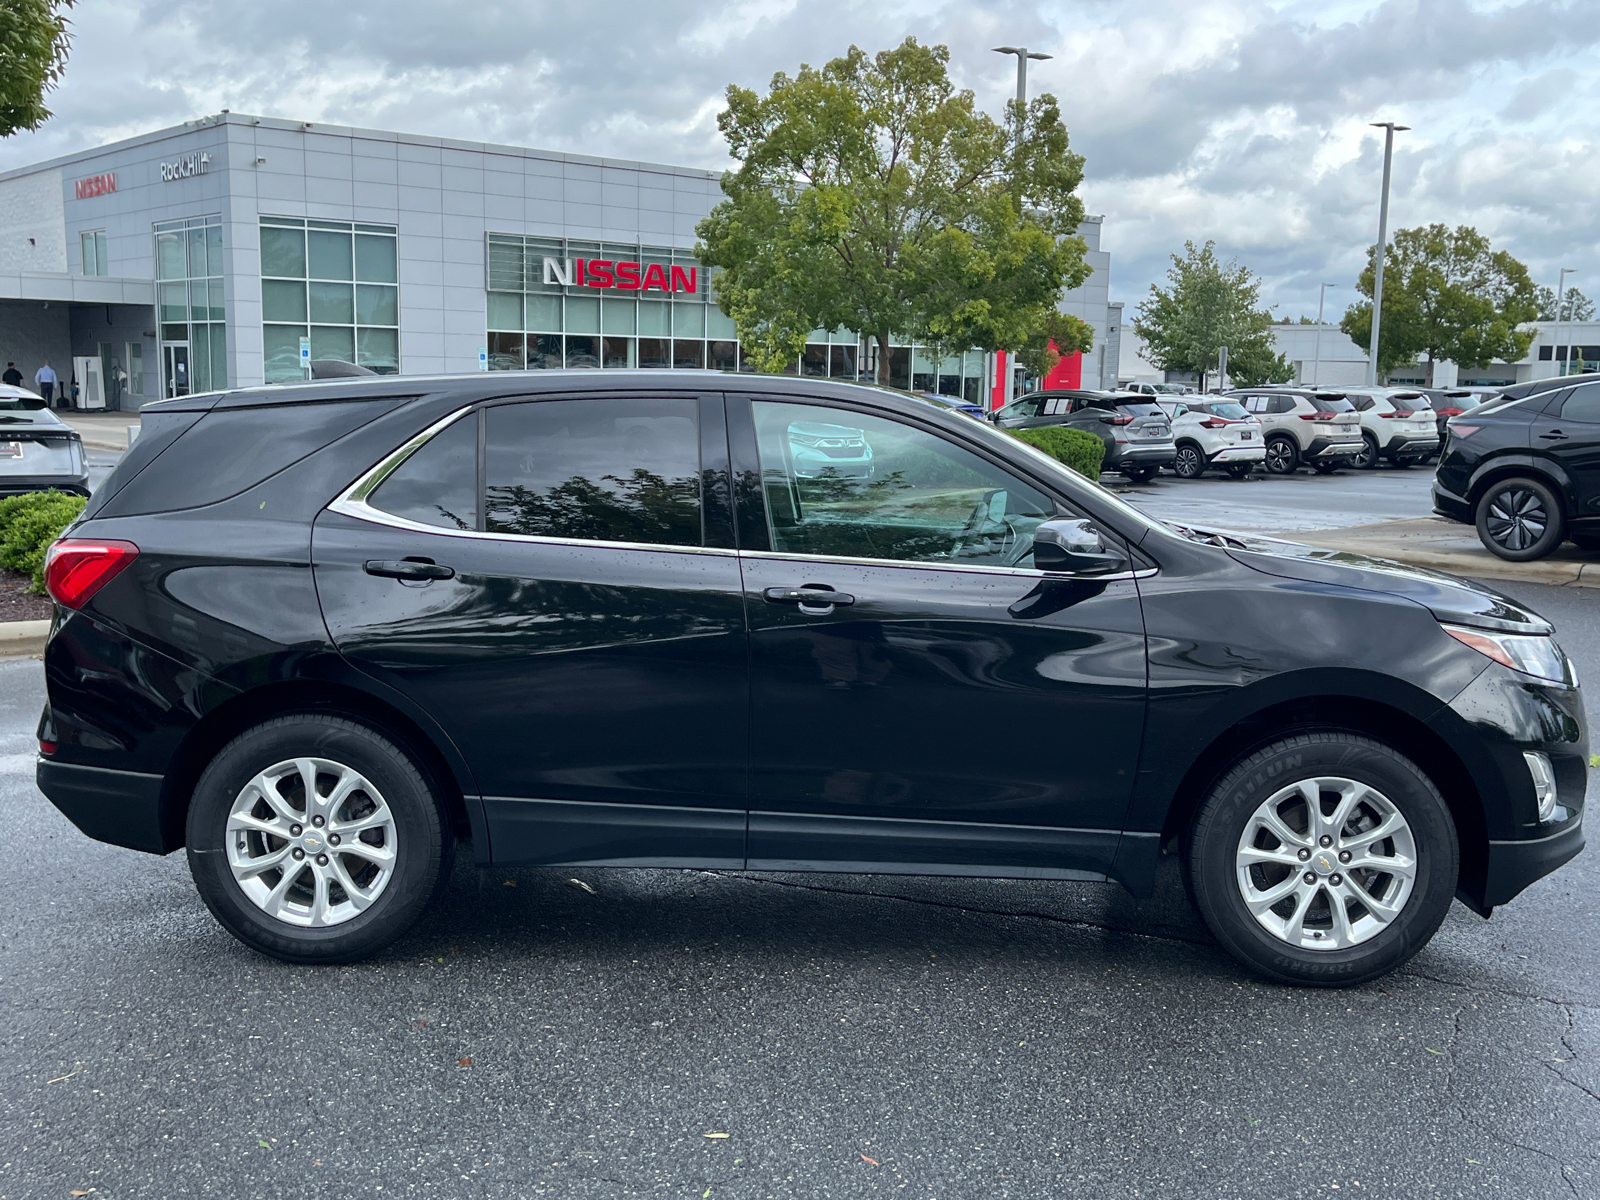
[483,396,702,547]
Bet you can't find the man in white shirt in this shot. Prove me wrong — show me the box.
[35,361,57,406]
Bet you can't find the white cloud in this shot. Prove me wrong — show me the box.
[1,0,1595,326]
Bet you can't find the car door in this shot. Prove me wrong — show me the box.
[728,393,1148,880]
[313,390,749,868]
[1532,381,1600,524]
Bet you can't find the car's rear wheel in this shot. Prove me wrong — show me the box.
[1173,443,1207,479]
[1123,465,1158,483]
[186,715,452,963]
[1187,732,1457,986]
[1475,477,1566,561]
[1352,433,1380,470]
[1264,437,1299,474]
[1224,463,1253,479]
[1312,461,1342,475]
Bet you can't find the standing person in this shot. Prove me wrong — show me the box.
[1,362,21,388]
[35,360,57,406]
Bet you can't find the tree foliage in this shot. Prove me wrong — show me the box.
[695,37,1092,382]
[1340,224,1539,374]
[1132,241,1292,387]
[1536,284,1594,322]
[0,0,73,139]
[1013,310,1095,380]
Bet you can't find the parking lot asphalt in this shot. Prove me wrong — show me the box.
[0,577,1595,1200]
[1121,462,1438,534]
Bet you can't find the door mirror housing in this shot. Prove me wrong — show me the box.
[1032,518,1126,575]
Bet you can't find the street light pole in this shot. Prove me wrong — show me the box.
[991,45,1053,107]
[1311,282,1336,386]
[987,45,1053,412]
[1555,267,1574,377]
[1366,122,1408,386]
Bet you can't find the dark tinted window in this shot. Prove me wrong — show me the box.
[1270,396,1296,414]
[484,397,701,546]
[1201,401,1249,420]
[1350,395,1374,411]
[0,395,46,411]
[1311,396,1355,413]
[1561,383,1600,424]
[369,414,478,530]
[1117,401,1164,417]
[101,399,404,516]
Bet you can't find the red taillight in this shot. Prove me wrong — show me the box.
[1299,411,1337,421]
[1378,410,1403,418]
[1100,415,1133,425]
[1438,407,1463,416]
[44,539,139,609]
[38,740,57,755]
[1199,418,1227,429]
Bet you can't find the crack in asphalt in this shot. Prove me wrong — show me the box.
[705,871,1217,949]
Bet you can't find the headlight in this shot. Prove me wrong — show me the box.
[1442,625,1575,685]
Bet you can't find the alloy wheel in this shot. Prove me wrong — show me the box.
[1484,487,1548,553]
[1174,445,1204,478]
[1235,775,1416,950]
[1353,436,1378,470]
[1265,439,1296,474]
[226,757,398,927]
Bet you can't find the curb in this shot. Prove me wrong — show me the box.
[1294,520,1600,590]
[0,620,50,657]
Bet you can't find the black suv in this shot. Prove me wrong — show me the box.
[1433,373,1600,560]
[35,372,1587,985]
[990,390,1176,482]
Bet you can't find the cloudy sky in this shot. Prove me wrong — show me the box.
[2,0,1595,324]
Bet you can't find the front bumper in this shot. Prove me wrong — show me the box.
[1482,821,1586,908]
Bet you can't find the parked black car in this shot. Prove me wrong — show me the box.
[991,390,1176,481]
[36,372,1587,985]
[1433,373,1600,560]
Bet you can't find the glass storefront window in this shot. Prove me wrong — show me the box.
[261,217,400,381]
[154,215,225,396]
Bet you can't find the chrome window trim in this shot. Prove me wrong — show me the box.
[736,547,1156,582]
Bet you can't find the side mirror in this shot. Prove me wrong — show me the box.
[1032,518,1126,575]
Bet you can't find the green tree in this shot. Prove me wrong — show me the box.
[1536,284,1594,322]
[1340,224,1539,378]
[0,0,74,138]
[1132,241,1291,388]
[695,37,1092,382]
[1013,310,1095,380]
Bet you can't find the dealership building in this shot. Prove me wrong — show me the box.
[0,113,1119,410]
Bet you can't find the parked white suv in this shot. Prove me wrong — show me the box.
[1329,387,1441,469]
[1156,398,1266,478]
[1228,388,1363,474]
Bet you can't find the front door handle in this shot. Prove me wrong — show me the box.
[764,585,855,609]
[364,558,455,582]
[1539,430,1569,441]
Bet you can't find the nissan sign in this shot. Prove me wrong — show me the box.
[543,256,697,294]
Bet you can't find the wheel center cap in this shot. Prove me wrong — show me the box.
[301,831,325,853]
[1312,849,1338,875]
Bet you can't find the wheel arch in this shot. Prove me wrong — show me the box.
[1466,456,1575,517]
[158,679,482,856]
[1153,694,1488,909]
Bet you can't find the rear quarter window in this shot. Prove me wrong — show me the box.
[1561,383,1600,424]
[99,398,407,517]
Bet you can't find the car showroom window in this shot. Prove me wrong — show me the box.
[484,396,701,546]
[368,413,479,531]
[1561,382,1600,423]
[750,400,1056,567]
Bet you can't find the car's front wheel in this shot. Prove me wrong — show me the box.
[1475,476,1566,561]
[186,715,452,963]
[1173,443,1208,479]
[1264,436,1299,474]
[1187,732,1457,986]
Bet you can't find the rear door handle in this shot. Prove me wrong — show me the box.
[763,586,855,609]
[364,559,455,582]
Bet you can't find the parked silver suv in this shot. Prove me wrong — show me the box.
[1228,388,1363,474]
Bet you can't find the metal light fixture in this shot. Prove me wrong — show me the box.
[991,46,1053,106]
[1367,122,1409,386]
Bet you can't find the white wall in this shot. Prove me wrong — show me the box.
[0,170,67,273]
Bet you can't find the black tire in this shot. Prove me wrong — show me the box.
[1224,463,1253,479]
[1122,465,1158,483]
[1475,476,1566,562]
[1312,461,1342,475]
[186,715,452,964]
[1264,436,1299,474]
[1352,433,1380,470]
[1173,442,1208,479]
[1187,732,1458,987]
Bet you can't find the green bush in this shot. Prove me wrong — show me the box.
[1007,426,1106,482]
[0,491,88,593]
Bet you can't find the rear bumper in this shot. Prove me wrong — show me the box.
[1305,437,1364,458]
[1110,442,1177,466]
[1210,445,1265,462]
[1383,434,1439,458]
[1432,478,1472,523]
[36,757,173,854]
[0,474,89,497]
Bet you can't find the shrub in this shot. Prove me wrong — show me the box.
[0,491,88,593]
[1007,426,1105,482]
